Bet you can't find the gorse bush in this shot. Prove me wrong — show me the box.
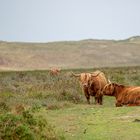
[0,113,34,140]
[0,109,60,140]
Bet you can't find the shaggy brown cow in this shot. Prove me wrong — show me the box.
[88,71,108,105]
[72,71,108,105]
[103,83,140,107]
[72,72,92,104]
[50,68,61,76]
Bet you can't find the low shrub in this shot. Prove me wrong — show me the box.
[0,101,10,113]
[0,109,62,140]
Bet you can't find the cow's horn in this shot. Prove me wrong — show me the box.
[91,72,101,77]
[71,72,80,77]
[108,79,111,84]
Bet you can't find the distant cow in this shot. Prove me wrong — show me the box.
[72,71,108,105]
[50,68,61,76]
[103,83,140,107]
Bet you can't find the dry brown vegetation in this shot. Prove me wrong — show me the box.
[0,36,140,70]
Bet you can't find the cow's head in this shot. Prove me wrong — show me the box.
[102,83,115,96]
[72,72,91,88]
[50,67,61,75]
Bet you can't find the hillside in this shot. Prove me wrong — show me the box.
[0,36,140,70]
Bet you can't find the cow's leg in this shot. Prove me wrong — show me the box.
[127,104,137,106]
[95,90,101,105]
[85,94,90,104]
[99,91,103,105]
[99,95,103,105]
[83,87,90,104]
[115,101,122,107]
[127,101,140,106]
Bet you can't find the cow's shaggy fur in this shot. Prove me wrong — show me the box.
[88,71,108,105]
[72,71,108,104]
[50,68,61,76]
[103,83,140,107]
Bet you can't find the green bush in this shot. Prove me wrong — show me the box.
[0,109,61,140]
[0,113,34,140]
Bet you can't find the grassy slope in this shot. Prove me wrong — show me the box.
[0,36,140,70]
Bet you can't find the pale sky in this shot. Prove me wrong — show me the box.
[0,0,140,42]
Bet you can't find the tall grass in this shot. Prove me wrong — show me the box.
[0,66,140,109]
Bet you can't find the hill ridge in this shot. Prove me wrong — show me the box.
[0,36,140,70]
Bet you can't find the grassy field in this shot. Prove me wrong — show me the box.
[41,104,140,140]
[0,66,140,139]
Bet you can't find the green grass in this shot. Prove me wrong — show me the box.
[0,66,140,139]
[39,104,140,140]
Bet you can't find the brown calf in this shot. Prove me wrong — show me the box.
[50,68,61,76]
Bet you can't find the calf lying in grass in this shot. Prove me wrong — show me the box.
[103,83,140,107]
